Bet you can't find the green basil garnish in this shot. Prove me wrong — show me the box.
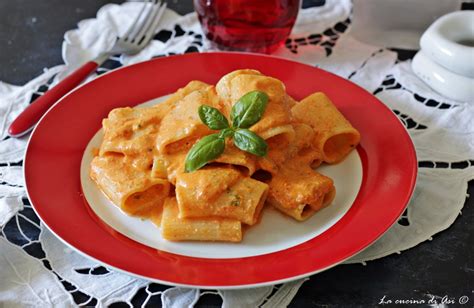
[184,133,225,172]
[185,91,269,172]
[198,105,229,130]
[230,91,269,128]
[218,127,235,139]
[233,129,268,157]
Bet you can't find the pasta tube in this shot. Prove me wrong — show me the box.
[159,80,211,106]
[212,142,257,176]
[90,154,170,217]
[217,70,296,167]
[156,86,221,154]
[267,164,335,221]
[100,106,165,156]
[161,198,242,242]
[175,167,268,225]
[291,92,360,164]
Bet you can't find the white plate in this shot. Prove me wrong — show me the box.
[80,96,363,259]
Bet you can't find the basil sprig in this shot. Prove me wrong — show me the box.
[185,90,269,172]
[198,105,229,130]
[233,129,268,157]
[184,134,225,172]
[231,91,269,128]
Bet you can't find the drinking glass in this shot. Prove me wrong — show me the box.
[194,0,300,53]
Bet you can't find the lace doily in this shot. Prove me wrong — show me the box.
[1,1,472,306]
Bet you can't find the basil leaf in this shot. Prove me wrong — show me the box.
[219,127,235,139]
[185,134,225,172]
[230,91,269,128]
[233,129,268,157]
[198,105,229,130]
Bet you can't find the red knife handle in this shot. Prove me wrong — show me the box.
[8,61,99,137]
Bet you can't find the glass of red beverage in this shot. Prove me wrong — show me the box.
[194,0,300,53]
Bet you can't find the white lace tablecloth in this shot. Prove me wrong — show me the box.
[0,1,473,306]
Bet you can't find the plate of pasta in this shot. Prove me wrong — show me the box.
[25,52,417,288]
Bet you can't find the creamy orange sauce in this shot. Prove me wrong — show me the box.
[161,152,186,185]
[155,87,219,154]
[176,167,241,205]
[100,106,166,156]
[124,185,166,216]
[214,141,257,176]
[148,206,163,227]
[269,163,333,209]
[291,92,361,164]
[91,147,100,157]
[175,166,268,225]
[90,70,360,242]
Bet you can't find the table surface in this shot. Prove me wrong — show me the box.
[1,1,472,307]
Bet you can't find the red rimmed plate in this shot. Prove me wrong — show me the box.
[24,52,417,288]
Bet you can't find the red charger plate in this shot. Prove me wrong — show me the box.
[24,52,417,288]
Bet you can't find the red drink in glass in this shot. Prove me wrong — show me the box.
[194,0,300,53]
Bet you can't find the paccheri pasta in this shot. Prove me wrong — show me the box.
[90,70,360,242]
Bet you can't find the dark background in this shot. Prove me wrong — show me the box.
[0,0,472,307]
